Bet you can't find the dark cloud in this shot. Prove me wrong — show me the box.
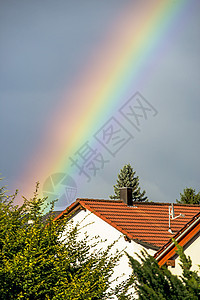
[0,0,199,207]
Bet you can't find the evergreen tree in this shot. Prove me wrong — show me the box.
[125,244,200,300]
[110,164,147,202]
[176,187,200,205]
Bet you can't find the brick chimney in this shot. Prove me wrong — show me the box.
[120,187,133,206]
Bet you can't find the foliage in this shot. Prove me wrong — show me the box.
[176,187,200,205]
[0,181,121,300]
[126,245,200,300]
[175,241,200,298]
[110,164,147,201]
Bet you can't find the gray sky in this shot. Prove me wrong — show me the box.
[0,0,200,209]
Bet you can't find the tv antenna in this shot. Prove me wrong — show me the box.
[168,204,185,234]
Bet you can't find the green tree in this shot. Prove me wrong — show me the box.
[110,164,147,201]
[0,181,122,300]
[176,187,200,205]
[125,244,200,299]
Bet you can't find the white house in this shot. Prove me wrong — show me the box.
[54,188,200,292]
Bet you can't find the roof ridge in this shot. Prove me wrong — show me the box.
[78,198,122,203]
[78,199,200,206]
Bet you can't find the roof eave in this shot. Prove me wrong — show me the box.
[53,199,85,221]
[131,238,160,251]
[155,212,200,266]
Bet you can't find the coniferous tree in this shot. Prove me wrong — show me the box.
[110,164,147,202]
[176,187,200,205]
[125,245,200,300]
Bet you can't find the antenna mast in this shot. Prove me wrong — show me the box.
[168,204,185,234]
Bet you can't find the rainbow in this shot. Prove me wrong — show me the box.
[16,0,188,207]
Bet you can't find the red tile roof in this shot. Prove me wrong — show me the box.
[55,199,200,250]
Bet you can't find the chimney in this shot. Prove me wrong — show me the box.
[120,187,133,206]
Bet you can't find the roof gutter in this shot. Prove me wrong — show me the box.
[133,238,159,251]
[155,216,200,264]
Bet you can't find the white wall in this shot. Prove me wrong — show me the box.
[64,209,155,296]
[168,232,200,276]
